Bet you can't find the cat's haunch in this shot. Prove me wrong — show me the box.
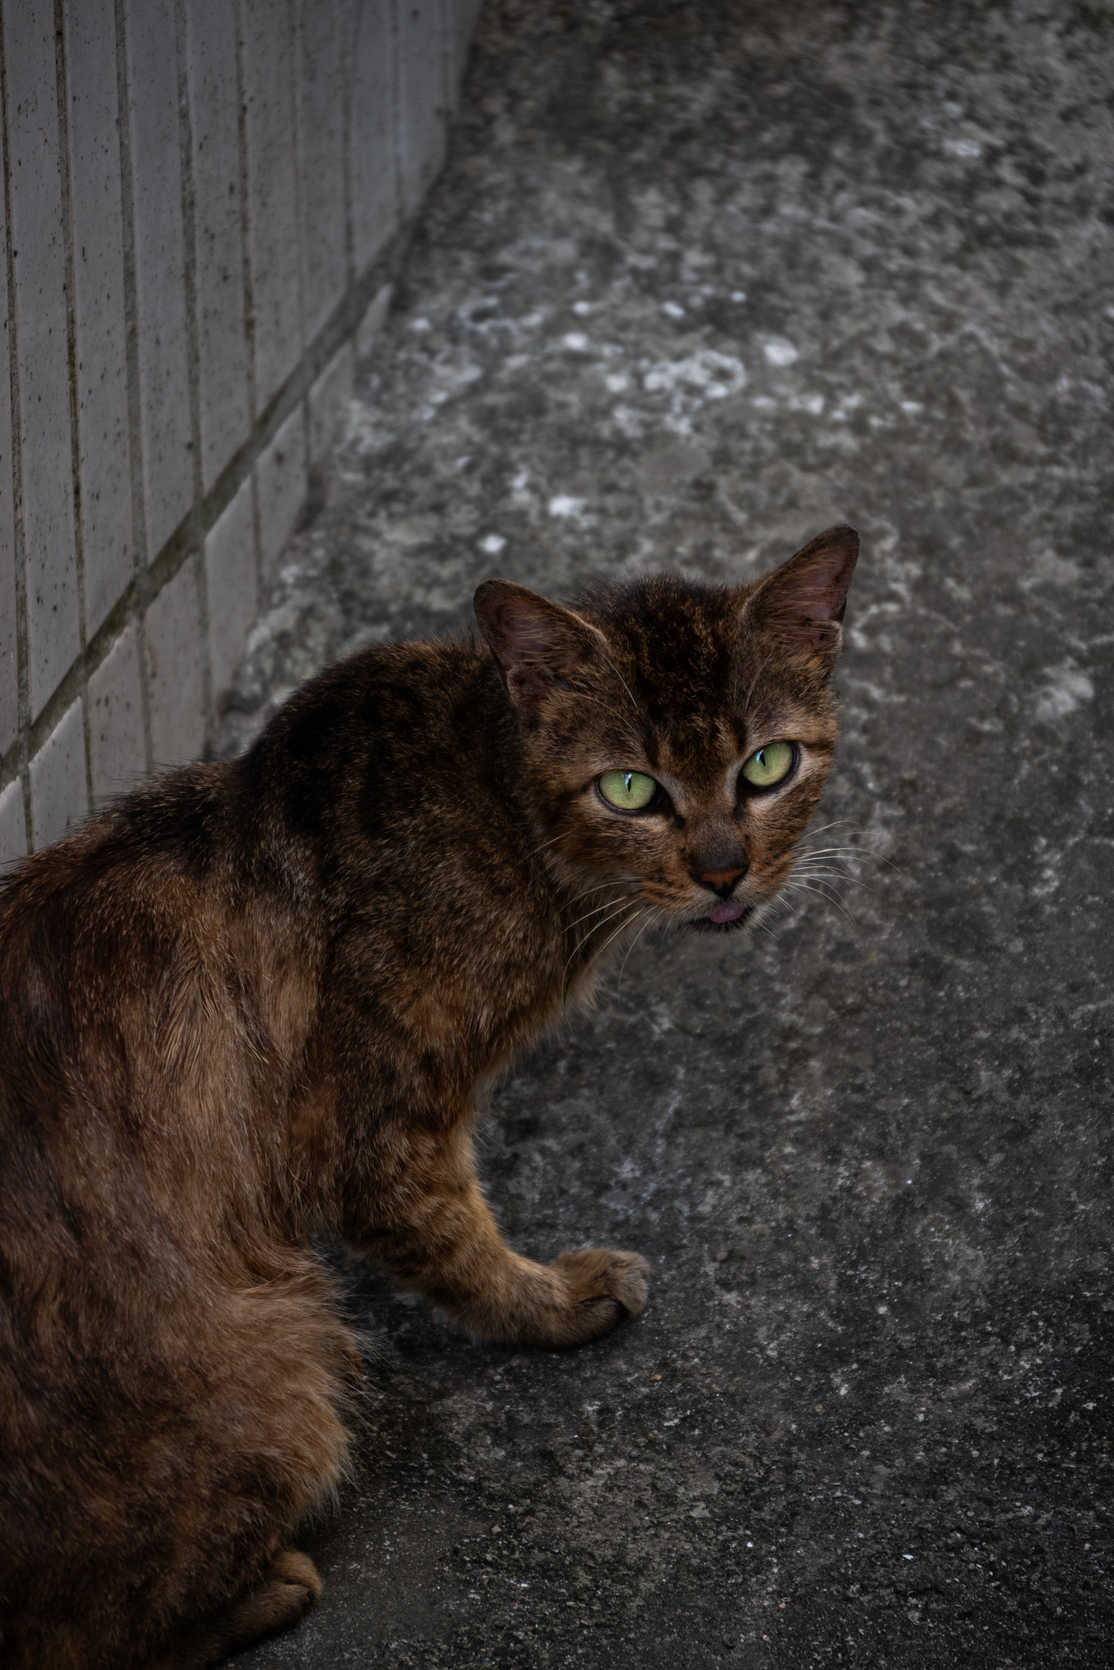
[0,526,858,1668]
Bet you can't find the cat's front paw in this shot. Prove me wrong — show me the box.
[549,1246,650,1343]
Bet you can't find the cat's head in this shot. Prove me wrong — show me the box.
[475,526,858,940]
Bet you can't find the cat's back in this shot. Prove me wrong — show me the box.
[0,761,249,1105]
[240,633,516,851]
[0,757,315,1277]
[239,633,550,941]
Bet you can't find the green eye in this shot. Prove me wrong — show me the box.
[598,770,659,811]
[741,741,796,789]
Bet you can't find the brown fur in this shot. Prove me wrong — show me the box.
[0,528,858,1666]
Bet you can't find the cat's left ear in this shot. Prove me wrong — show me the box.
[742,524,859,675]
[474,579,606,718]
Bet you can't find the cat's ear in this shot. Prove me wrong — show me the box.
[474,580,605,716]
[742,524,859,674]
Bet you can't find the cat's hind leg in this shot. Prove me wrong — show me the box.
[145,1550,323,1670]
[21,1253,356,1670]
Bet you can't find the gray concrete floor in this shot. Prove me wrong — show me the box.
[223,3,1113,1665]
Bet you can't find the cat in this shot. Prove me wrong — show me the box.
[0,524,858,1668]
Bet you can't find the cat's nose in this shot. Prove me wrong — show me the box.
[697,867,747,899]
[692,854,748,898]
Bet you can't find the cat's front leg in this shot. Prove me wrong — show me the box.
[347,1122,648,1347]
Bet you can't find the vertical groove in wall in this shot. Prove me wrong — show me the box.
[394,0,407,232]
[233,0,262,595]
[0,15,32,846]
[113,0,154,773]
[441,0,452,132]
[54,0,95,815]
[174,0,212,727]
[290,0,310,480]
[340,0,355,285]
[290,0,305,339]
[233,3,257,426]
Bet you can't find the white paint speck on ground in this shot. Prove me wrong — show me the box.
[662,300,686,318]
[610,404,644,438]
[643,349,746,396]
[730,290,747,302]
[1020,549,1084,591]
[1034,663,1094,724]
[605,371,631,394]
[561,332,590,352]
[479,534,506,555]
[548,495,585,519]
[572,300,592,315]
[640,349,746,435]
[763,337,799,367]
[408,316,432,333]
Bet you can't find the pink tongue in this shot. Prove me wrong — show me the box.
[708,899,748,924]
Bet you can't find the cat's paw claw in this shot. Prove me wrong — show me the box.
[552,1247,650,1340]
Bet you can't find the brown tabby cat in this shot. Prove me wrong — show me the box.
[0,526,858,1667]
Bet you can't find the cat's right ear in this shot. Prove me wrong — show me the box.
[474,581,603,717]
[742,524,860,676]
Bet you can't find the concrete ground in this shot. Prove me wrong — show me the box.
[224,3,1113,1665]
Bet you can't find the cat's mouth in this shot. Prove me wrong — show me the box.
[689,899,752,933]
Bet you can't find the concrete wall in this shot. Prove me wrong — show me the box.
[0,0,482,863]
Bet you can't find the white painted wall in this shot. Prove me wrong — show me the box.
[0,0,482,860]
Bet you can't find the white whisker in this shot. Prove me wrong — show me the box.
[594,903,641,965]
[792,860,860,873]
[783,878,857,924]
[567,879,634,907]
[566,893,636,935]
[565,688,638,722]
[792,867,865,887]
[789,878,848,909]
[561,897,635,985]
[799,818,864,839]
[584,637,642,725]
[794,844,866,858]
[617,906,661,979]
[796,835,900,874]
[739,650,771,719]
[529,832,567,859]
[753,910,783,942]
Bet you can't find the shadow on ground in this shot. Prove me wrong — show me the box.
[227,3,1113,1664]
